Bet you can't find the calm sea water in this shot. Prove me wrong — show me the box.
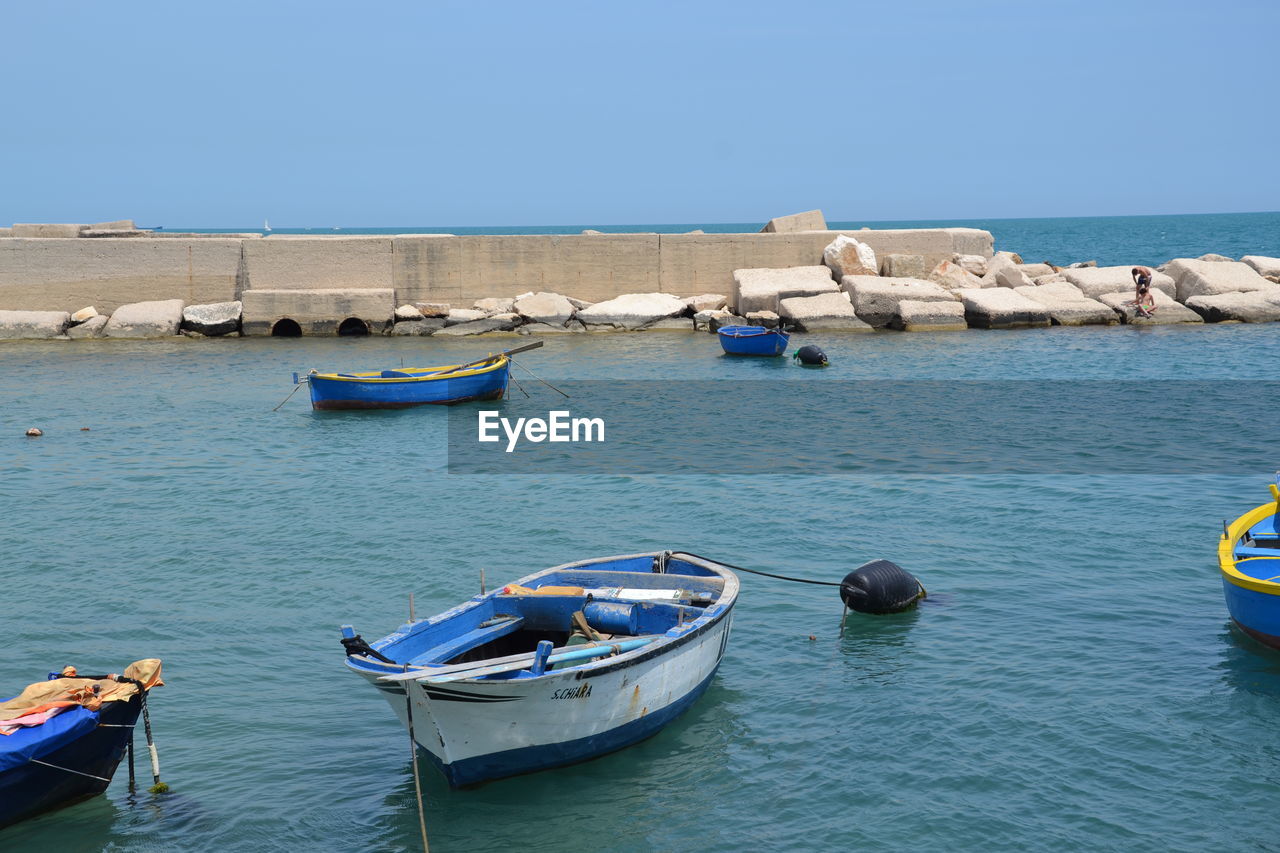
[176,210,1280,268]
[3,321,1280,852]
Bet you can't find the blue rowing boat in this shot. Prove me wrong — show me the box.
[0,661,163,829]
[717,325,789,356]
[301,342,542,410]
[1220,477,1280,650]
[341,551,738,787]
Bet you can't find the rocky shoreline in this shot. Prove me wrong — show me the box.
[2,232,1279,341]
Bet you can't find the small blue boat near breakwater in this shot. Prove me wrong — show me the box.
[1220,477,1280,650]
[0,660,164,829]
[341,551,738,787]
[717,325,789,357]
[298,341,542,410]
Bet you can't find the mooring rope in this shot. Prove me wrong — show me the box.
[404,670,430,852]
[28,757,112,783]
[510,358,569,398]
[672,551,841,586]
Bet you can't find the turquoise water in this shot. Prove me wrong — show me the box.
[3,323,1280,852]
[177,210,1280,268]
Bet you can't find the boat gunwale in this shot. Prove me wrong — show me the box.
[311,356,508,384]
[348,551,739,680]
[716,325,786,339]
[1220,501,1280,594]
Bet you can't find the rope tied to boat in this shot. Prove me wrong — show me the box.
[672,551,842,586]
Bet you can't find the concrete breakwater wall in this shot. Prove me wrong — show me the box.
[0,228,993,315]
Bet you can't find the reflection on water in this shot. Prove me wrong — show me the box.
[1215,620,1280,700]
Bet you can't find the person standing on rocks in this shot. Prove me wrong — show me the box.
[1131,266,1158,318]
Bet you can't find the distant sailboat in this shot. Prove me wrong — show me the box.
[264,218,272,233]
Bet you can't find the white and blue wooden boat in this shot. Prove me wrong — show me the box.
[1220,477,1280,650]
[299,341,543,411]
[341,551,738,787]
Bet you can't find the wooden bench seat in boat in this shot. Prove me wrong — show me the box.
[408,616,525,666]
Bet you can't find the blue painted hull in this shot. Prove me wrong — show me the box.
[0,695,140,829]
[717,325,789,356]
[1223,577,1280,649]
[309,362,509,410]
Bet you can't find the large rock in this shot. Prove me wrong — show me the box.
[929,259,986,292]
[575,292,687,329]
[980,251,1020,286]
[435,314,522,336]
[104,299,184,337]
[682,293,727,312]
[744,310,780,329]
[760,209,826,233]
[880,253,927,278]
[474,297,515,314]
[1198,253,1233,263]
[841,275,957,328]
[956,288,1051,329]
[642,317,695,331]
[518,321,585,335]
[70,306,98,324]
[182,301,242,336]
[445,308,487,326]
[1013,283,1117,326]
[389,318,446,336]
[822,235,878,279]
[954,254,988,276]
[67,314,108,339]
[395,304,424,321]
[513,292,576,326]
[994,265,1036,289]
[1242,256,1280,278]
[894,299,968,332]
[1016,263,1056,278]
[778,292,873,332]
[707,312,748,332]
[1165,259,1277,302]
[1185,291,1280,323]
[414,302,450,318]
[0,310,70,339]
[1097,290,1203,325]
[733,266,839,314]
[1060,266,1176,300]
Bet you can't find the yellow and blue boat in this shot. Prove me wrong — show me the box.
[1219,479,1280,650]
[299,342,541,410]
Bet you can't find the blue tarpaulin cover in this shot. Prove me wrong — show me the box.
[0,706,100,772]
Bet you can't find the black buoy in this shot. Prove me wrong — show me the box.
[839,559,925,614]
[794,345,828,367]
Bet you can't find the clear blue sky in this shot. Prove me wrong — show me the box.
[2,0,1276,227]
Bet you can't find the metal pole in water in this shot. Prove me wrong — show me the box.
[838,603,848,639]
[480,569,486,595]
[403,670,430,852]
[409,592,415,623]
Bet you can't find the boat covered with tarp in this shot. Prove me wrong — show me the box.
[716,324,790,356]
[1220,478,1280,650]
[0,660,163,829]
[341,552,737,787]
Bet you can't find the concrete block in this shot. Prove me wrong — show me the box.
[894,299,968,332]
[1016,263,1056,278]
[181,301,242,336]
[1242,256,1280,278]
[70,306,98,323]
[414,302,450,318]
[880,254,928,278]
[994,265,1036,289]
[1097,290,1203,325]
[0,309,70,339]
[778,292,872,332]
[744,310,780,329]
[518,321,584,335]
[1165,259,1276,302]
[641,317,696,331]
[240,288,394,336]
[733,266,838,313]
[1060,266,1176,300]
[954,254,988,276]
[104,299,184,338]
[243,237,393,293]
[683,293,727,312]
[1013,283,1118,326]
[1198,253,1234,262]
[576,293,686,329]
[11,224,86,238]
[1185,291,1280,323]
[474,297,515,314]
[0,228,12,238]
[0,237,241,312]
[957,288,1051,329]
[761,210,827,233]
[841,275,957,328]
[89,220,136,231]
